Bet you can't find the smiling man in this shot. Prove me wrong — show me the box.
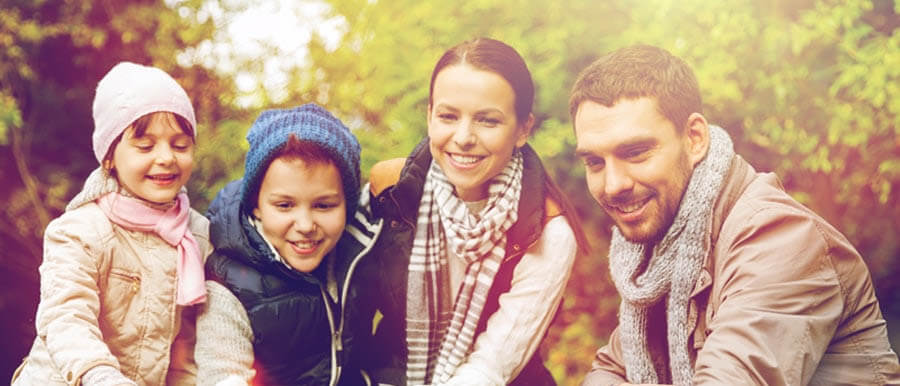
[570,44,900,385]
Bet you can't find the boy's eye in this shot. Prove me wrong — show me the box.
[314,202,339,210]
[274,201,293,209]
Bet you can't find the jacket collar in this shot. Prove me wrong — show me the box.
[391,138,430,226]
[688,154,757,298]
[208,178,381,286]
[709,154,757,259]
[389,137,547,259]
[332,199,383,284]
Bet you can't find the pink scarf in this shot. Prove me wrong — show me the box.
[97,192,206,305]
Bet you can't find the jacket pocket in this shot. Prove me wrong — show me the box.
[102,268,142,326]
[98,267,143,375]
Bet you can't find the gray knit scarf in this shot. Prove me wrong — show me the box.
[405,151,523,385]
[608,125,733,385]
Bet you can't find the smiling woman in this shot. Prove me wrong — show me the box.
[363,37,589,386]
[427,64,531,202]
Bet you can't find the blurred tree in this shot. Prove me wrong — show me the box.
[3,0,898,384]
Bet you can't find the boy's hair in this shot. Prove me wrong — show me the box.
[102,112,195,173]
[246,134,340,209]
[240,103,361,220]
[569,44,702,131]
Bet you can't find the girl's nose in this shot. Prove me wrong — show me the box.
[154,144,176,165]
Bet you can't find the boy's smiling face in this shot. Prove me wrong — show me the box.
[253,157,346,272]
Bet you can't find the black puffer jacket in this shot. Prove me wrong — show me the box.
[363,139,558,386]
[205,180,382,385]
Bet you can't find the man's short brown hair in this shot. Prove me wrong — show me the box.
[569,44,702,131]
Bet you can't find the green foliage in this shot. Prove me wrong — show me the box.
[284,0,900,383]
[0,94,22,145]
[3,0,899,384]
[189,118,251,212]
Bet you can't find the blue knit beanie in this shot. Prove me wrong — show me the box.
[241,103,361,220]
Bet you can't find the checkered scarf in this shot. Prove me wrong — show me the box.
[405,151,523,384]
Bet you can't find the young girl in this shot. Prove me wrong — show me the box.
[194,104,382,385]
[12,62,211,385]
[365,38,589,385]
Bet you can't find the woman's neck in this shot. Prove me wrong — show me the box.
[463,197,489,216]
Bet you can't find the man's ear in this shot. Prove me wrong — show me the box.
[684,112,710,168]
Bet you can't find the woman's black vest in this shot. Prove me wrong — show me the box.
[362,140,557,386]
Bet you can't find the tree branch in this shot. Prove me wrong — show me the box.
[11,124,50,231]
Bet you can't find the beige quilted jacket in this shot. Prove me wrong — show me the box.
[11,202,212,386]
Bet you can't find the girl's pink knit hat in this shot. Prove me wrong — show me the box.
[91,61,197,163]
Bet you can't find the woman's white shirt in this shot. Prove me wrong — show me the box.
[445,215,577,385]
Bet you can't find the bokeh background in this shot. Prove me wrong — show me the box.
[1,0,898,384]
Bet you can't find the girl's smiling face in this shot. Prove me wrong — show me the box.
[427,64,531,202]
[109,112,195,203]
